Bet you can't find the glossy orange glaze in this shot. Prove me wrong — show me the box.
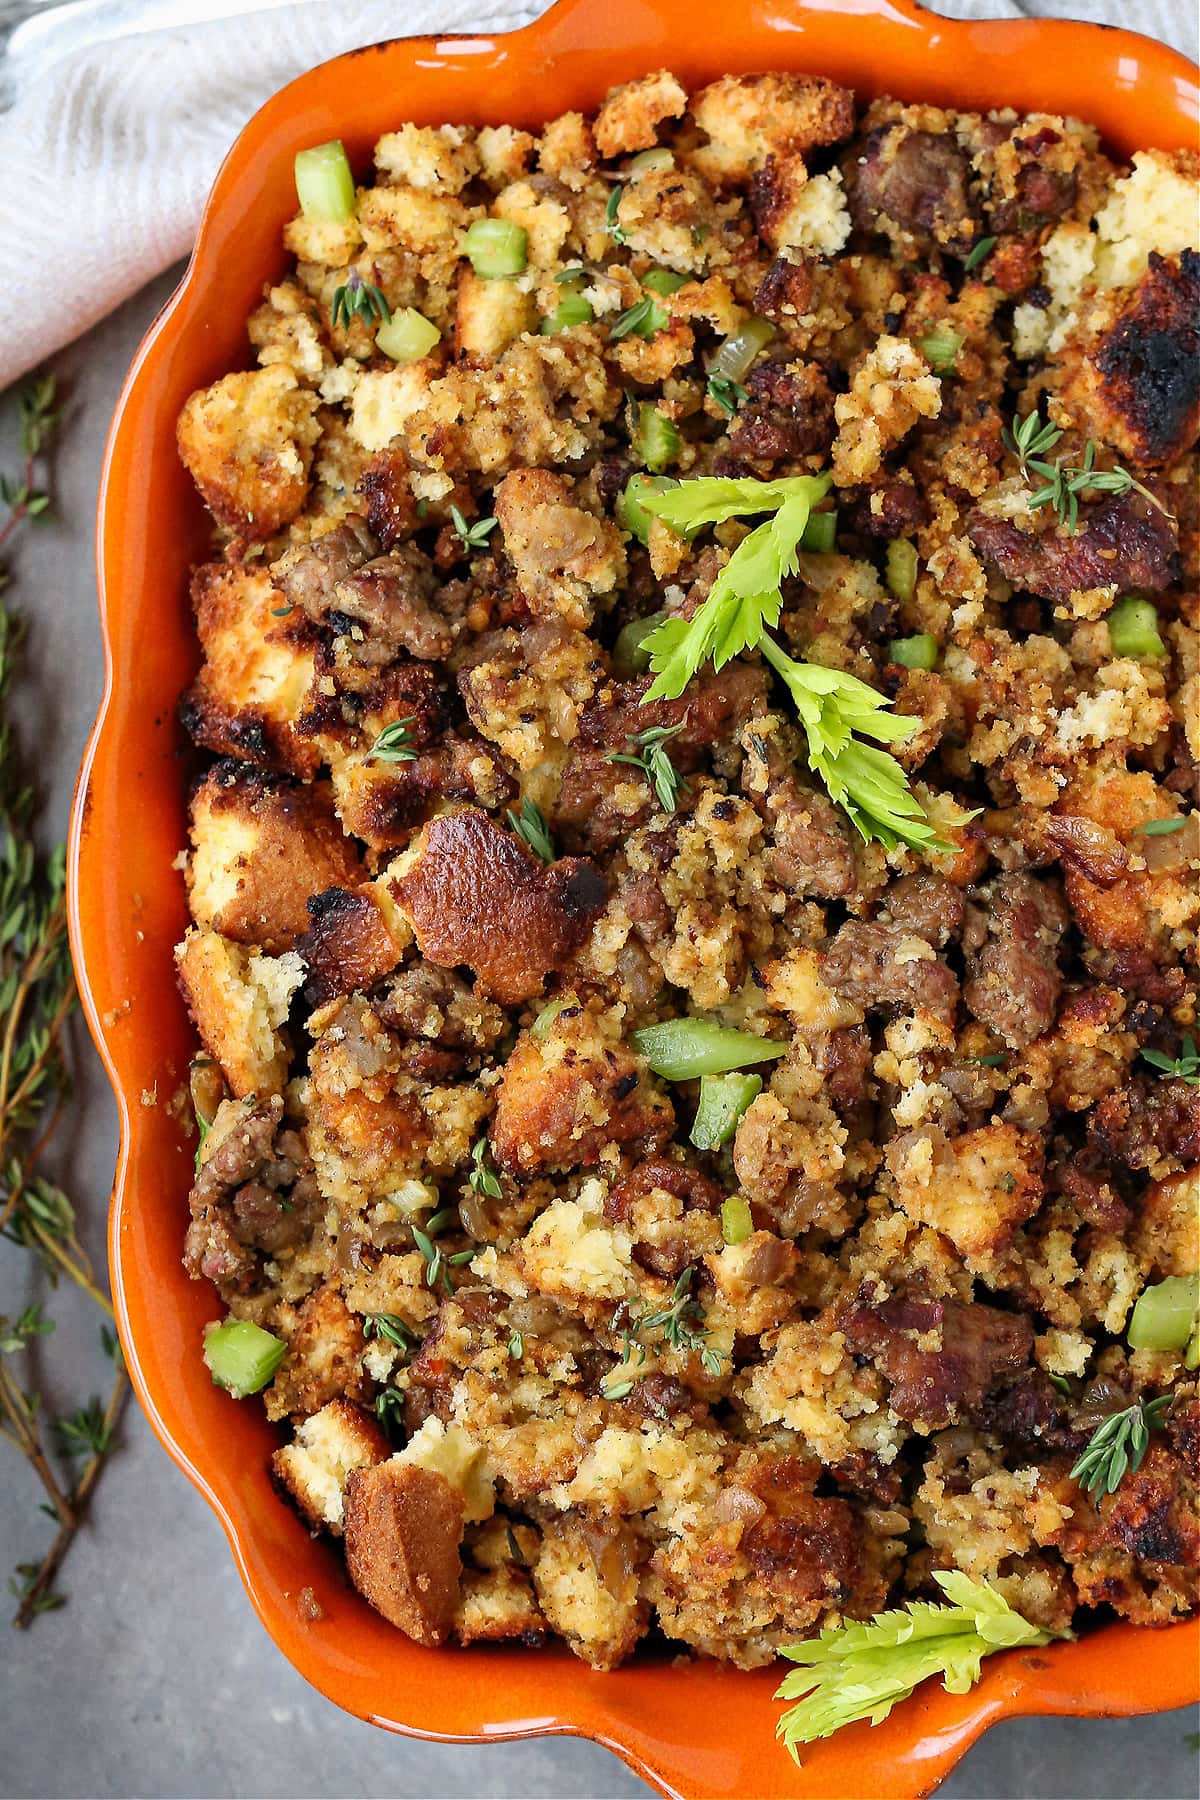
[70,3,1200,1795]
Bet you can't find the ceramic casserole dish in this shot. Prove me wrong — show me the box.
[71,1,1200,1794]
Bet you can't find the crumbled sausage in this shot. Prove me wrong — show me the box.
[963,873,1068,1049]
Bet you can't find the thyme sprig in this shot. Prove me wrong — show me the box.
[0,375,127,1627]
[449,505,498,555]
[507,796,555,864]
[411,1223,474,1295]
[604,184,628,246]
[468,1135,503,1199]
[1069,1394,1172,1501]
[606,719,687,814]
[707,375,748,416]
[330,270,392,332]
[1140,1033,1200,1086]
[362,1312,420,1354]
[601,1267,724,1397]
[1003,409,1167,535]
[367,716,418,764]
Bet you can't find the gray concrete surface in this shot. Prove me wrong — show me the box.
[2,74,1199,1799]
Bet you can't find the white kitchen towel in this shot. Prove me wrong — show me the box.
[0,0,1193,390]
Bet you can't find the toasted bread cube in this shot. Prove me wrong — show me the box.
[887,1122,1043,1270]
[593,69,687,157]
[181,564,319,777]
[357,184,470,255]
[454,267,535,360]
[187,765,363,954]
[494,180,572,267]
[374,123,479,194]
[343,1459,465,1645]
[455,1564,547,1646]
[537,113,596,187]
[395,1418,495,1524]
[689,71,855,184]
[272,1399,389,1536]
[175,928,304,1097]
[477,123,536,187]
[264,1283,368,1422]
[177,365,320,539]
[295,887,407,1002]
[531,1518,647,1669]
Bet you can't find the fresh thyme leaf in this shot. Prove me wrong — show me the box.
[468,1136,503,1200]
[1136,816,1188,835]
[1069,1395,1172,1500]
[270,603,294,618]
[707,375,749,416]
[0,1304,54,1355]
[508,1330,524,1360]
[775,1572,1057,1763]
[1003,409,1167,536]
[606,719,687,813]
[362,1313,418,1353]
[610,295,669,341]
[367,716,418,763]
[507,796,555,863]
[330,269,392,332]
[411,1224,454,1294]
[1140,1035,1200,1086]
[972,1052,1009,1068]
[555,265,587,284]
[55,1398,113,1460]
[604,184,628,245]
[375,1387,405,1438]
[449,504,499,554]
[1048,1374,1072,1395]
[963,234,998,273]
[602,1268,723,1400]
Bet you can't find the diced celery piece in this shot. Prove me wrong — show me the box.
[919,329,962,373]
[629,147,675,174]
[889,634,939,671]
[1127,1275,1199,1352]
[708,315,774,383]
[642,267,688,296]
[616,474,678,546]
[632,1018,788,1082]
[720,1195,754,1246]
[631,405,680,474]
[800,511,837,554]
[294,140,356,222]
[464,218,527,277]
[612,610,667,675]
[1108,596,1166,659]
[540,293,594,334]
[691,1073,763,1151]
[886,538,918,603]
[375,307,440,364]
[203,1319,286,1398]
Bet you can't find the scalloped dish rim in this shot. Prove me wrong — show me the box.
[69,3,1200,1797]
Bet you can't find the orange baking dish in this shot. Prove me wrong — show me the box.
[70,2,1200,1794]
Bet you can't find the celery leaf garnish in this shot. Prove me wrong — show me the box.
[775,1572,1060,1764]
[638,474,962,853]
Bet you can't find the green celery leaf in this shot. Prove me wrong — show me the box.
[640,472,831,532]
[775,1572,1059,1763]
